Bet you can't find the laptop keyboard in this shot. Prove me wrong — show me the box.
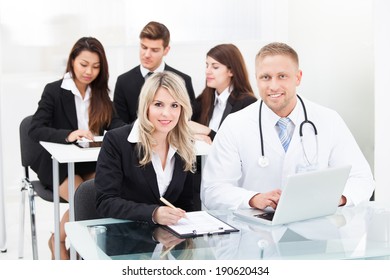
[254,212,274,221]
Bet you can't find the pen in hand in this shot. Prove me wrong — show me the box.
[160,197,188,219]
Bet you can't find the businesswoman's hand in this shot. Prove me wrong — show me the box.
[153,206,187,225]
[249,189,282,210]
[66,129,94,142]
[188,121,213,144]
[193,134,212,145]
[189,121,211,135]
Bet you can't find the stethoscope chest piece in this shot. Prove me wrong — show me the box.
[258,156,269,168]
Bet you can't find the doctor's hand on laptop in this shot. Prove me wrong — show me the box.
[249,189,347,210]
[339,195,347,206]
[249,189,282,210]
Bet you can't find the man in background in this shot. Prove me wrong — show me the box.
[114,21,195,124]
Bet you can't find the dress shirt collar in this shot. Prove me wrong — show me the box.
[128,119,141,143]
[151,145,176,197]
[154,145,177,165]
[214,86,231,107]
[61,72,91,100]
[140,62,166,78]
[262,96,301,127]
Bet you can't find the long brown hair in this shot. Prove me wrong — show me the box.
[66,37,112,134]
[197,44,254,125]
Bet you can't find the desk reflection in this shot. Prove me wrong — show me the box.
[209,205,377,259]
[71,204,390,260]
[89,222,199,260]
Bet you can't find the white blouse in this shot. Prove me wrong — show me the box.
[61,72,91,131]
[208,87,231,132]
[127,119,177,196]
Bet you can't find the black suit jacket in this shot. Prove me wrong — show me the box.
[95,124,194,224]
[28,79,125,186]
[192,92,257,140]
[113,64,196,124]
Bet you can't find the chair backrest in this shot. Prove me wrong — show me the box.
[19,115,66,202]
[74,179,100,221]
[19,115,43,168]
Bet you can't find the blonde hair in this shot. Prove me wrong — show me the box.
[137,71,196,172]
[256,42,299,68]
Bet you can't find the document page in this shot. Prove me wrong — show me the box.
[166,211,238,237]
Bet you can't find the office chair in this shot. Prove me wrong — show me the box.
[73,179,99,260]
[19,115,67,259]
[74,179,99,221]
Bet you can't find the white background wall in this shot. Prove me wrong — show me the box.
[0,0,383,203]
[288,0,374,170]
[374,0,390,207]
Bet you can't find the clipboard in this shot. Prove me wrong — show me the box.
[162,211,239,238]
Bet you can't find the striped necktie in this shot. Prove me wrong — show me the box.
[277,117,291,152]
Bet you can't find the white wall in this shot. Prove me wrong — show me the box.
[374,0,390,207]
[0,8,6,250]
[287,0,374,170]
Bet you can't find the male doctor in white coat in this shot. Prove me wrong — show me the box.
[201,42,374,210]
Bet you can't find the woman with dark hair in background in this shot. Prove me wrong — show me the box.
[29,37,124,259]
[190,43,257,143]
[189,43,257,210]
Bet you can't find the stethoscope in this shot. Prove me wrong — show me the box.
[258,95,318,168]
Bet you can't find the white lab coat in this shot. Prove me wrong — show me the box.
[201,98,374,210]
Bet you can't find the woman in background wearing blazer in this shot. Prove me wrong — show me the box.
[29,37,124,259]
[95,71,196,225]
[189,43,257,210]
[190,43,257,143]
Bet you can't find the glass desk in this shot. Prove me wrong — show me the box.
[41,140,210,260]
[65,202,390,260]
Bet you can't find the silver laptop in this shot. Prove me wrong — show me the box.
[233,165,352,226]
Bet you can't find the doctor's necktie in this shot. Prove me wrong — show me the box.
[277,117,292,152]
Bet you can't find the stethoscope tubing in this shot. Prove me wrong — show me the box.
[258,95,318,167]
[297,95,318,137]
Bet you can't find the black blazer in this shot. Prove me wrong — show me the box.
[192,92,257,140]
[28,79,125,186]
[113,64,196,124]
[95,124,194,224]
